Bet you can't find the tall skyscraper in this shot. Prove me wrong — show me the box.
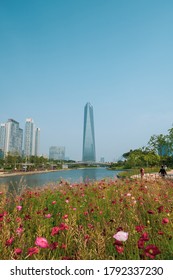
[24,118,40,157]
[82,102,96,162]
[4,119,23,156]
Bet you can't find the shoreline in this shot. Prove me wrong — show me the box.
[0,169,67,178]
[0,166,106,178]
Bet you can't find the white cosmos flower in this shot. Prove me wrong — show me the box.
[113,231,128,242]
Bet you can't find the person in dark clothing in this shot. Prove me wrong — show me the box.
[159,165,167,177]
[140,168,145,179]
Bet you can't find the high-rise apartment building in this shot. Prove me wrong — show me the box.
[35,128,40,156]
[82,102,96,162]
[49,146,65,160]
[4,119,23,156]
[24,118,40,157]
[24,118,34,157]
[0,123,6,151]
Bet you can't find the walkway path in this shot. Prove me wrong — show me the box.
[131,169,173,180]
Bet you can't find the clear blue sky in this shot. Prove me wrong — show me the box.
[1,0,173,161]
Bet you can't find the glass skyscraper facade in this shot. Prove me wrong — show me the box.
[82,102,96,162]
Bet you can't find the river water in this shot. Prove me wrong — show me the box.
[0,168,120,191]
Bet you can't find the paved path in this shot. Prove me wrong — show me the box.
[131,169,173,180]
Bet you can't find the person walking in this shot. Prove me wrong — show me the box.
[140,168,145,179]
[159,165,167,178]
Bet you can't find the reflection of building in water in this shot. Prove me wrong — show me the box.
[49,146,65,160]
[82,168,96,182]
[82,103,96,162]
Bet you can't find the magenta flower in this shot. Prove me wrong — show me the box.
[113,231,128,242]
[51,226,60,236]
[147,210,155,214]
[138,238,145,249]
[5,237,14,246]
[16,205,22,211]
[14,248,22,255]
[16,227,23,235]
[135,225,146,233]
[62,214,68,219]
[157,206,164,213]
[49,242,58,250]
[141,232,149,241]
[45,214,52,218]
[35,237,49,248]
[162,218,169,224]
[59,223,69,230]
[144,244,161,259]
[115,245,124,254]
[28,247,39,256]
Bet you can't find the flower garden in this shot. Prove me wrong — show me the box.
[0,176,173,260]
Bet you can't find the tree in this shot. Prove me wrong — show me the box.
[147,134,169,156]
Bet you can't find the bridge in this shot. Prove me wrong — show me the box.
[66,161,111,167]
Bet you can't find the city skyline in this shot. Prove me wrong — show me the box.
[0,118,40,158]
[1,1,173,161]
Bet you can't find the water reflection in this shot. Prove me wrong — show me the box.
[0,168,119,192]
[82,168,96,182]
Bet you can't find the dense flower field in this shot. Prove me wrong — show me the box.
[0,177,173,260]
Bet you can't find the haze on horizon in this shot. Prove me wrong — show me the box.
[1,0,173,162]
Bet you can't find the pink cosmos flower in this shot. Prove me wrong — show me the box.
[141,232,149,241]
[147,210,155,214]
[62,214,68,219]
[158,230,164,235]
[138,238,145,249]
[49,242,58,250]
[35,237,49,248]
[45,214,52,218]
[14,248,22,255]
[157,206,164,213]
[162,218,169,224]
[113,231,128,242]
[16,227,23,235]
[28,247,39,256]
[16,205,22,211]
[61,243,67,249]
[84,234,90,241]
[59,223,69,230]
[144,244,161,259]
[135,225,146,233]
[51,226,60,236]
[5,237,14,246]
[0,213,4,222]
[115,245,124,254]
